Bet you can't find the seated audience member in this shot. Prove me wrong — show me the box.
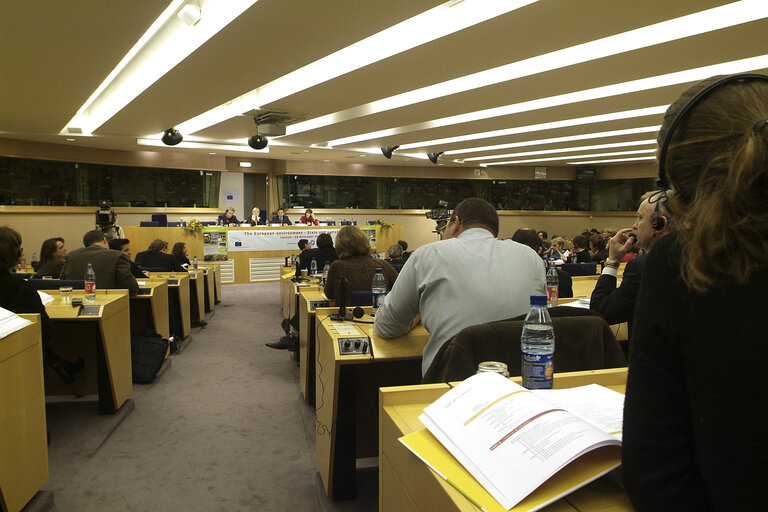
[570,235,592,263]
[217,207,240,226]
[298,208,319,226]
[61,230,139,295]
[37,237,67,278]
[622,74,768,511]
[374,198,546,375]
[511,228,573,298]
[589,234,609,264]
[242,207,264,226]
[590,190,673,335]
[601,227,616,243]
[386,243,404,262]
[172,242,191,267]
[295,233,337,278]
[549,237,565,261]
[108,238,148,278]
[270,208,292,225]
[397,239,411,259]
[135,239,186,272]
[324,226,398,306]
[0,226,83,383]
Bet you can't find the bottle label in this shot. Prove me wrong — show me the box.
[546,285,558,304]
[372,292,386,309]
[84,282,96,294]
[521,352,554,389]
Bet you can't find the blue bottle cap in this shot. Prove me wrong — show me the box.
[530,294,547,306]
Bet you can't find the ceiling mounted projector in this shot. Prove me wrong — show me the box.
[248,135,268,150]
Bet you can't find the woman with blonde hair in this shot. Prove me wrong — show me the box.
[324,226,397,305]
[622,74,768,510]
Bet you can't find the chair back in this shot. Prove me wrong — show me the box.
[140,221,160,227]
[151,214,168,227]
[167,221,181,227]
[26,279,85,290]
[350,291,373,307]
[422,307,626,384]
[561,262,598,276]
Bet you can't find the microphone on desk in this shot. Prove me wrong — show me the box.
[330,277,353,321]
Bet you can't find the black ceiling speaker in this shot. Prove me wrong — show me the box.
[427,151,444,164]
[381,145,400,159]
[248,134,269,150]
[161,127,183,146]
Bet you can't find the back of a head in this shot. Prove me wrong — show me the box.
[0,226,22,270]
[148,239,166,252]
[83,230,106,247]
[659,74,768,291]
[511,228,541,253]
[171,242,185,259]
[572,235,588,251]
[589,234,605,251]
[108,238,129,251]
[298,238,309,251]
[387,244,403,259]
[334,226,370,259]
[453,198,499,237]
[397,240,408,251]
[316,233,333,249]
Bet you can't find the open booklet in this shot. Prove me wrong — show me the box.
[400,372,624,511]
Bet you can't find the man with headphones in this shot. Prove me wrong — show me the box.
[589,190,672,341]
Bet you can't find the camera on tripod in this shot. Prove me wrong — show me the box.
[425,200,452,235]
[95,200,117,234]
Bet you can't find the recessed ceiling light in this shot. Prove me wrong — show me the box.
[66,138,76,142]
[482,149,656,166]
[239,161,252,168]
[208,152,216,155]
[460,139,657,162]
[303,149,310,153]
[567,156,656,165]
[323,159,330,162]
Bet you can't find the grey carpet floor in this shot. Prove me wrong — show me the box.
[42,283,376,512]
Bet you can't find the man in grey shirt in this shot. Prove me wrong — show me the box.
[374,198,546,375]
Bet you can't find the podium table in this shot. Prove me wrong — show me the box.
[131,279,170,339]
[0,315,48,512]
[148,273,191,340]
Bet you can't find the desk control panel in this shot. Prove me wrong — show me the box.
[137,288,151,295]
[80,305,101,316]
[310,300,330,310]
[338,336,369,355]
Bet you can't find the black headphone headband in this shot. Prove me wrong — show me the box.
[657,73,768,188]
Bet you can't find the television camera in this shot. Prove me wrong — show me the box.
[425,200,452,236]
[95,200,121,238]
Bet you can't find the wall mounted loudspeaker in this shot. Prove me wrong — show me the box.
[248,135,268,150]
[161,127,183,146]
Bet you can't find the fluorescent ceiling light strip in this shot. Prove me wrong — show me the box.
[136,138,268,153]
[176,0,538,135]
[326,54,768,147]
[397,105,668,150]
[483,149,656,166]
[293,0,768,140]
[64,0,259,135]
[446,126,661,155]
[565,156,657,165]
[459,139,657,162]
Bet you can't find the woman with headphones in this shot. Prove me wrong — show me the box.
[622,74,768,510]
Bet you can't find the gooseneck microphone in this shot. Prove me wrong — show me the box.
[330,277,353,321]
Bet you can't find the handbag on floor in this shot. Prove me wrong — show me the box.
[131,329,169,384]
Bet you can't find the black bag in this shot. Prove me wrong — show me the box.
[131,329,169,384]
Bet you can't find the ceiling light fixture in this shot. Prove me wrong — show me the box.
[175,0,540,136]
[481,149,656,166]
[459,139,657,162]
[239,161,252,168]
[290,0,768,140]
[565,156,657,165]
[62,0,259,136]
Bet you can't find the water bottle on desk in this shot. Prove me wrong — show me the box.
[371,268,387,313]
[310,258,318,276]
[546,261,559,307]
[322,261,330,286]
[84,263,97,303]
[193,256,198,269]
[521,294,555,389]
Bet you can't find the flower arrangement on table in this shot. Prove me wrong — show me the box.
[376,219,392,231]
[181,219,203,233]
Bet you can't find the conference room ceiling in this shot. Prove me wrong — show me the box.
[2,0,767,169]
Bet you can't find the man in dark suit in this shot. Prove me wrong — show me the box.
[590,190,673,335]
[270,208,292,225]
[135,239,186,272]
[108,238,149,278]
[61,230,139,295]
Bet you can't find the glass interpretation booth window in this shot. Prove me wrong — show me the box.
[280,175,656,212]
[0,156,221,208]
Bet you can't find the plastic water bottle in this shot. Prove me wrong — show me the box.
[322,261,330,286]
[193,256,198,269]
[546,262,559,307]
[310,258,318,276]
[18,251,26,269]
[84,263,97,303]
[372,268,387,312]
[521,294,555,389]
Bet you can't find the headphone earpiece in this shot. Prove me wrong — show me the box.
[651,215,667,232]
[352,306,364,319]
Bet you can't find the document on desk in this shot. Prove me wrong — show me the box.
[402,372,622,510]
[330,324,363,336]
[0,306,33,339]
[37,290,55,305]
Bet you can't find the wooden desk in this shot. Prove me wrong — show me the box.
[201,267,215,312]
[148,273,191,339]
[130,279,170,339]
[188,269,205,320]
[44,290,133,414]
[0,315,48,512]
[315,313,430,500]
[298,292,332,403]
[379,368,632,512]
[199,263,222,304]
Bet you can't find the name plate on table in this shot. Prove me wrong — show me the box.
[167,279,179,285]
[310,300,329,310]
[338,336,369,355]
